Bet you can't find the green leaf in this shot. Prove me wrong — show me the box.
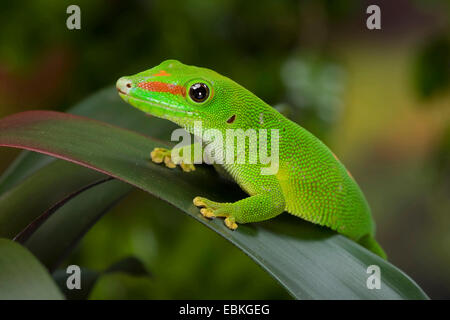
[0,238,63,300]
[0,152,54,195]
[0,160,108,239]
[0,110,428,299]
[23,179,133,271]
[0,88,172,270]
[0,88,170,273]
[53,256,150,300]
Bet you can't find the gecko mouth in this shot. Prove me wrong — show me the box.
[118,91,198,117]
[117,88,127,95]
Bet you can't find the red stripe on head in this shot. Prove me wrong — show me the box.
[153,70,171,76]
[137,81,186,97]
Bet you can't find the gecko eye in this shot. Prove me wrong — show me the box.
[189,83,209,103]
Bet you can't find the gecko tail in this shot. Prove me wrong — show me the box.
[358,234,387,260]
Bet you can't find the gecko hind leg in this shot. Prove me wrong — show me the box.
[193,191,285,231]
[193,197,236,229]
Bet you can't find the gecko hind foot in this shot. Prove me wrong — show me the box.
[193,196,238,230]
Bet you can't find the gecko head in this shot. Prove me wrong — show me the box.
[116,59,253,132]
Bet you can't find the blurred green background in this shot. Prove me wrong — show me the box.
[0,0,449,299]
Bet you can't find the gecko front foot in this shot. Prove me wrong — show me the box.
[193,196,238,230]
[150,147,195,172]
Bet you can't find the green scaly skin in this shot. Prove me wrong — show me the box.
[117,60,387,259]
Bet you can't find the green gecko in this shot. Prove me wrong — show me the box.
[116,59,387,259]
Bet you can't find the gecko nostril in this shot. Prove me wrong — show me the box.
[126,83,131,88]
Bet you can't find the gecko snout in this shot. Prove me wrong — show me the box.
[116,77,133,95]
